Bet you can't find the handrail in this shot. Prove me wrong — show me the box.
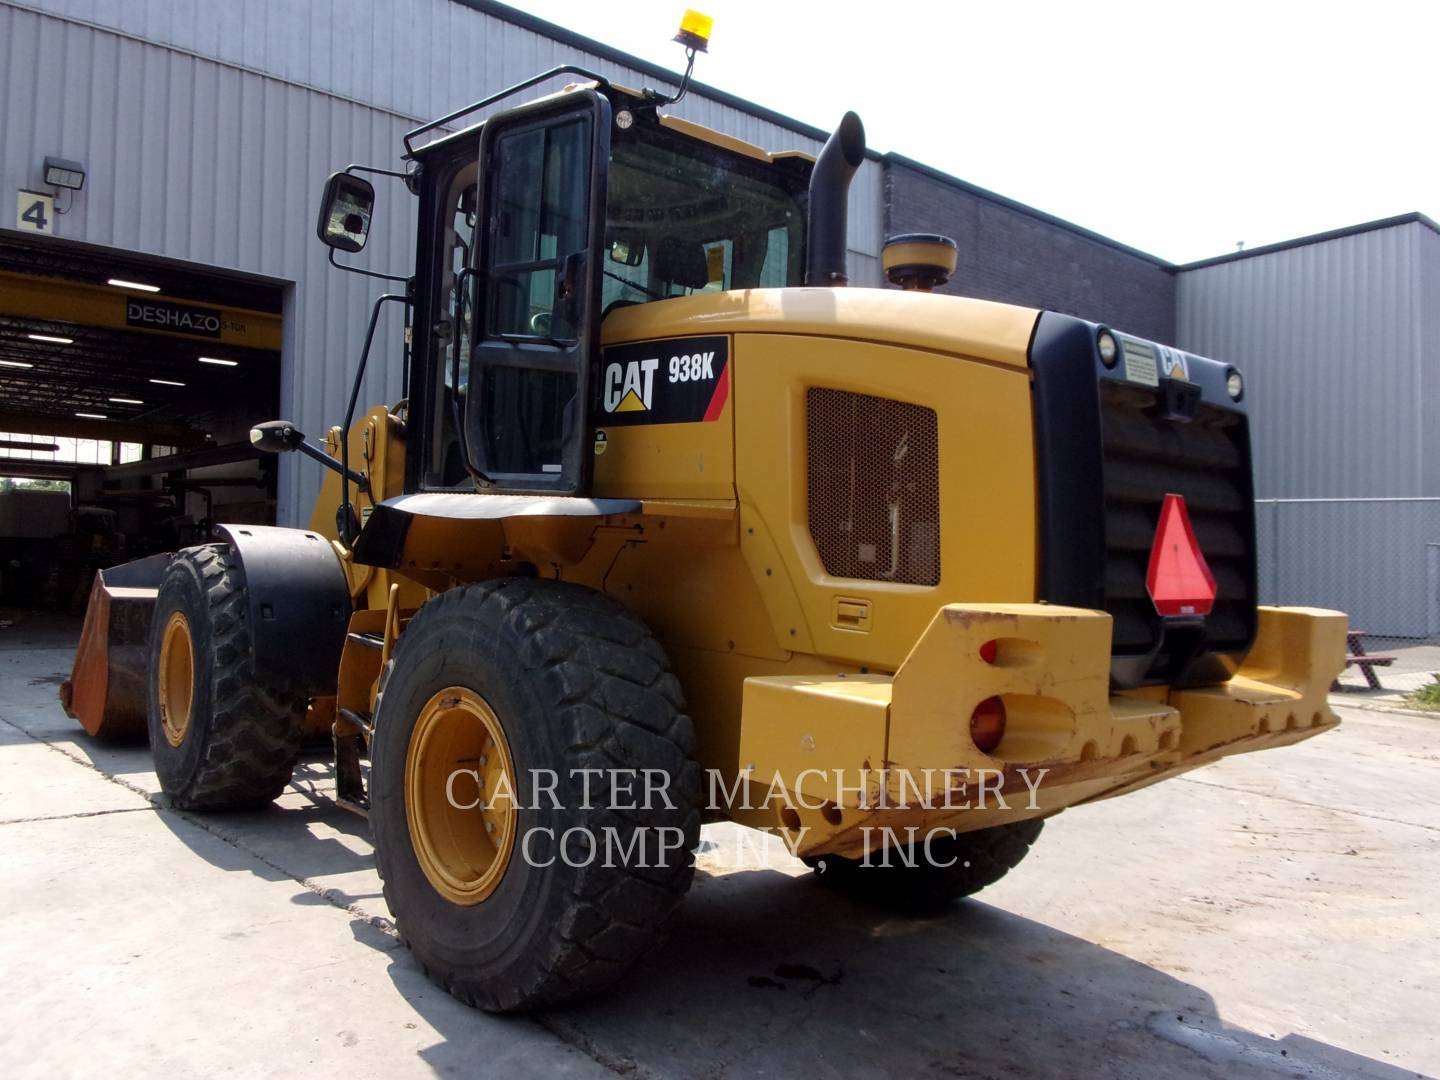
[339,292,411,544]
[403,65,610,155]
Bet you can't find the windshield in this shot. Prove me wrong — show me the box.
[601,120,805,314]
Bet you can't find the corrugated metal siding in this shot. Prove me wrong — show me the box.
[13,0,885,266]
[847,159,885,278]
[1419,227,1440,497]
[1179,222,1440,633]
[11,1,845,156]
[1176,222,1425,500]
[1,3,418,525]
[2,0,888,523]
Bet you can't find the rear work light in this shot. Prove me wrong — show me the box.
[1146,493,1217,617]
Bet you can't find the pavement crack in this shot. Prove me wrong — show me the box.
[0,712,398,939]
[1177,774,1440,834]
[0,713,157,803]
[530,1013,652,1078]
[0,805,155,825]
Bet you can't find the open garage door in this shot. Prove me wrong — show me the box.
[0,232,284,612]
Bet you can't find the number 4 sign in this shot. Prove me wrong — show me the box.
[16,190,54,234]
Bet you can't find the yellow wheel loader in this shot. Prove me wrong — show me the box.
[63,24,1346,1013]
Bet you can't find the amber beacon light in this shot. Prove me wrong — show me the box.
[674,9,713,52]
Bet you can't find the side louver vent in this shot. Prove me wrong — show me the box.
[806,388,940,586]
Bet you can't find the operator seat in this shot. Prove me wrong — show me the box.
[653,236,711,291]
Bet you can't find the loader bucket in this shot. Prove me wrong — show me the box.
[59,553,173,741]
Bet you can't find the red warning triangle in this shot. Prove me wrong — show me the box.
[1145,494,1217,617]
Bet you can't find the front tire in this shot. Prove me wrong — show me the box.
[370,579,700,1012]
[147,544,306,810]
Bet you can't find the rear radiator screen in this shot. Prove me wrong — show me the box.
[806,388,940,586]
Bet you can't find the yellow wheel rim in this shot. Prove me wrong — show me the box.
[405,686,518,906]
[157,611,195,748]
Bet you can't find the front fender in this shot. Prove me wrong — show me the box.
[215,524,351,695]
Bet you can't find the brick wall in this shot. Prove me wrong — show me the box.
[884,156,1177,344]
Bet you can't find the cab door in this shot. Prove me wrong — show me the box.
[466,90,611,493]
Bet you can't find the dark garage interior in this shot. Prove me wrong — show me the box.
[0,233,283,613]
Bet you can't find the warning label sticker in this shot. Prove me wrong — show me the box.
[596,336,730,426]
[1117,333,1159,387]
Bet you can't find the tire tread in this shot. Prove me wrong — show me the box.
[374,578,699,1012]
[810,818,1045,913]
[159,544,305,810]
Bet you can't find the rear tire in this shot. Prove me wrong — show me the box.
[370,578,701,1013]
[805,819,1045,913]
[146,544,305,810]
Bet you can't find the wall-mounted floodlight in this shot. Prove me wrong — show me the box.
[43,156,86,191]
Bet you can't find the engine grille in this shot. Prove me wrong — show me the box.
[1099,380,1256,662]
[806,388,940,586]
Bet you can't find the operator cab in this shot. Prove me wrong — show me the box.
[400,82,810,496]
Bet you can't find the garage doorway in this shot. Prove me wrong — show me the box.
[0,232,285,613]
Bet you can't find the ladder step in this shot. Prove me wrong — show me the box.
[347,631,385,651]
[337,707,374,738]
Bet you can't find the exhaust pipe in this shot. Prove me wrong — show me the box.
[805,111,866,286]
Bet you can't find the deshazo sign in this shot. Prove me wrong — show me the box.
[125,297,224,339]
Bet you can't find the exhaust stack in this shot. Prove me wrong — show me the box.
[804,111,866,286]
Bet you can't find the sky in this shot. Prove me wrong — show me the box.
[515,0,1439,263]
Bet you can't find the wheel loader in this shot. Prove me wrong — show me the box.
[62,14,1346,1013]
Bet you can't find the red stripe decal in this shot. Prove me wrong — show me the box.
[702,363,730,422]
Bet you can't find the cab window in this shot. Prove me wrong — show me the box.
[486,119,589,340]
[468,114,593,481]
[601,123,804,316]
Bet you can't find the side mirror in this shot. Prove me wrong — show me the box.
[316,172,375,253]
[608,232,644,267]
[250,419,370,491]
[249,420,306,454]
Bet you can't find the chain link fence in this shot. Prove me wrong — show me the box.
[1256,497,1440,689]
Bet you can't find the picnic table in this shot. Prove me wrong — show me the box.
[1331,630,1395,691]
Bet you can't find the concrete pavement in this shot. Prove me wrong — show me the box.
[0,611,1435,1079]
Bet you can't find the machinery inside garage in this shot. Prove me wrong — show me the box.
[0,233,282,612]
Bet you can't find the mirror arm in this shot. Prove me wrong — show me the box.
[328,245,410,284]
[296,439,368,490]
[344,163,410,182]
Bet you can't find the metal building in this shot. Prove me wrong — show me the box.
[0,0,888,536]
[1176,214,1440,636]
[1,0,1434,636]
